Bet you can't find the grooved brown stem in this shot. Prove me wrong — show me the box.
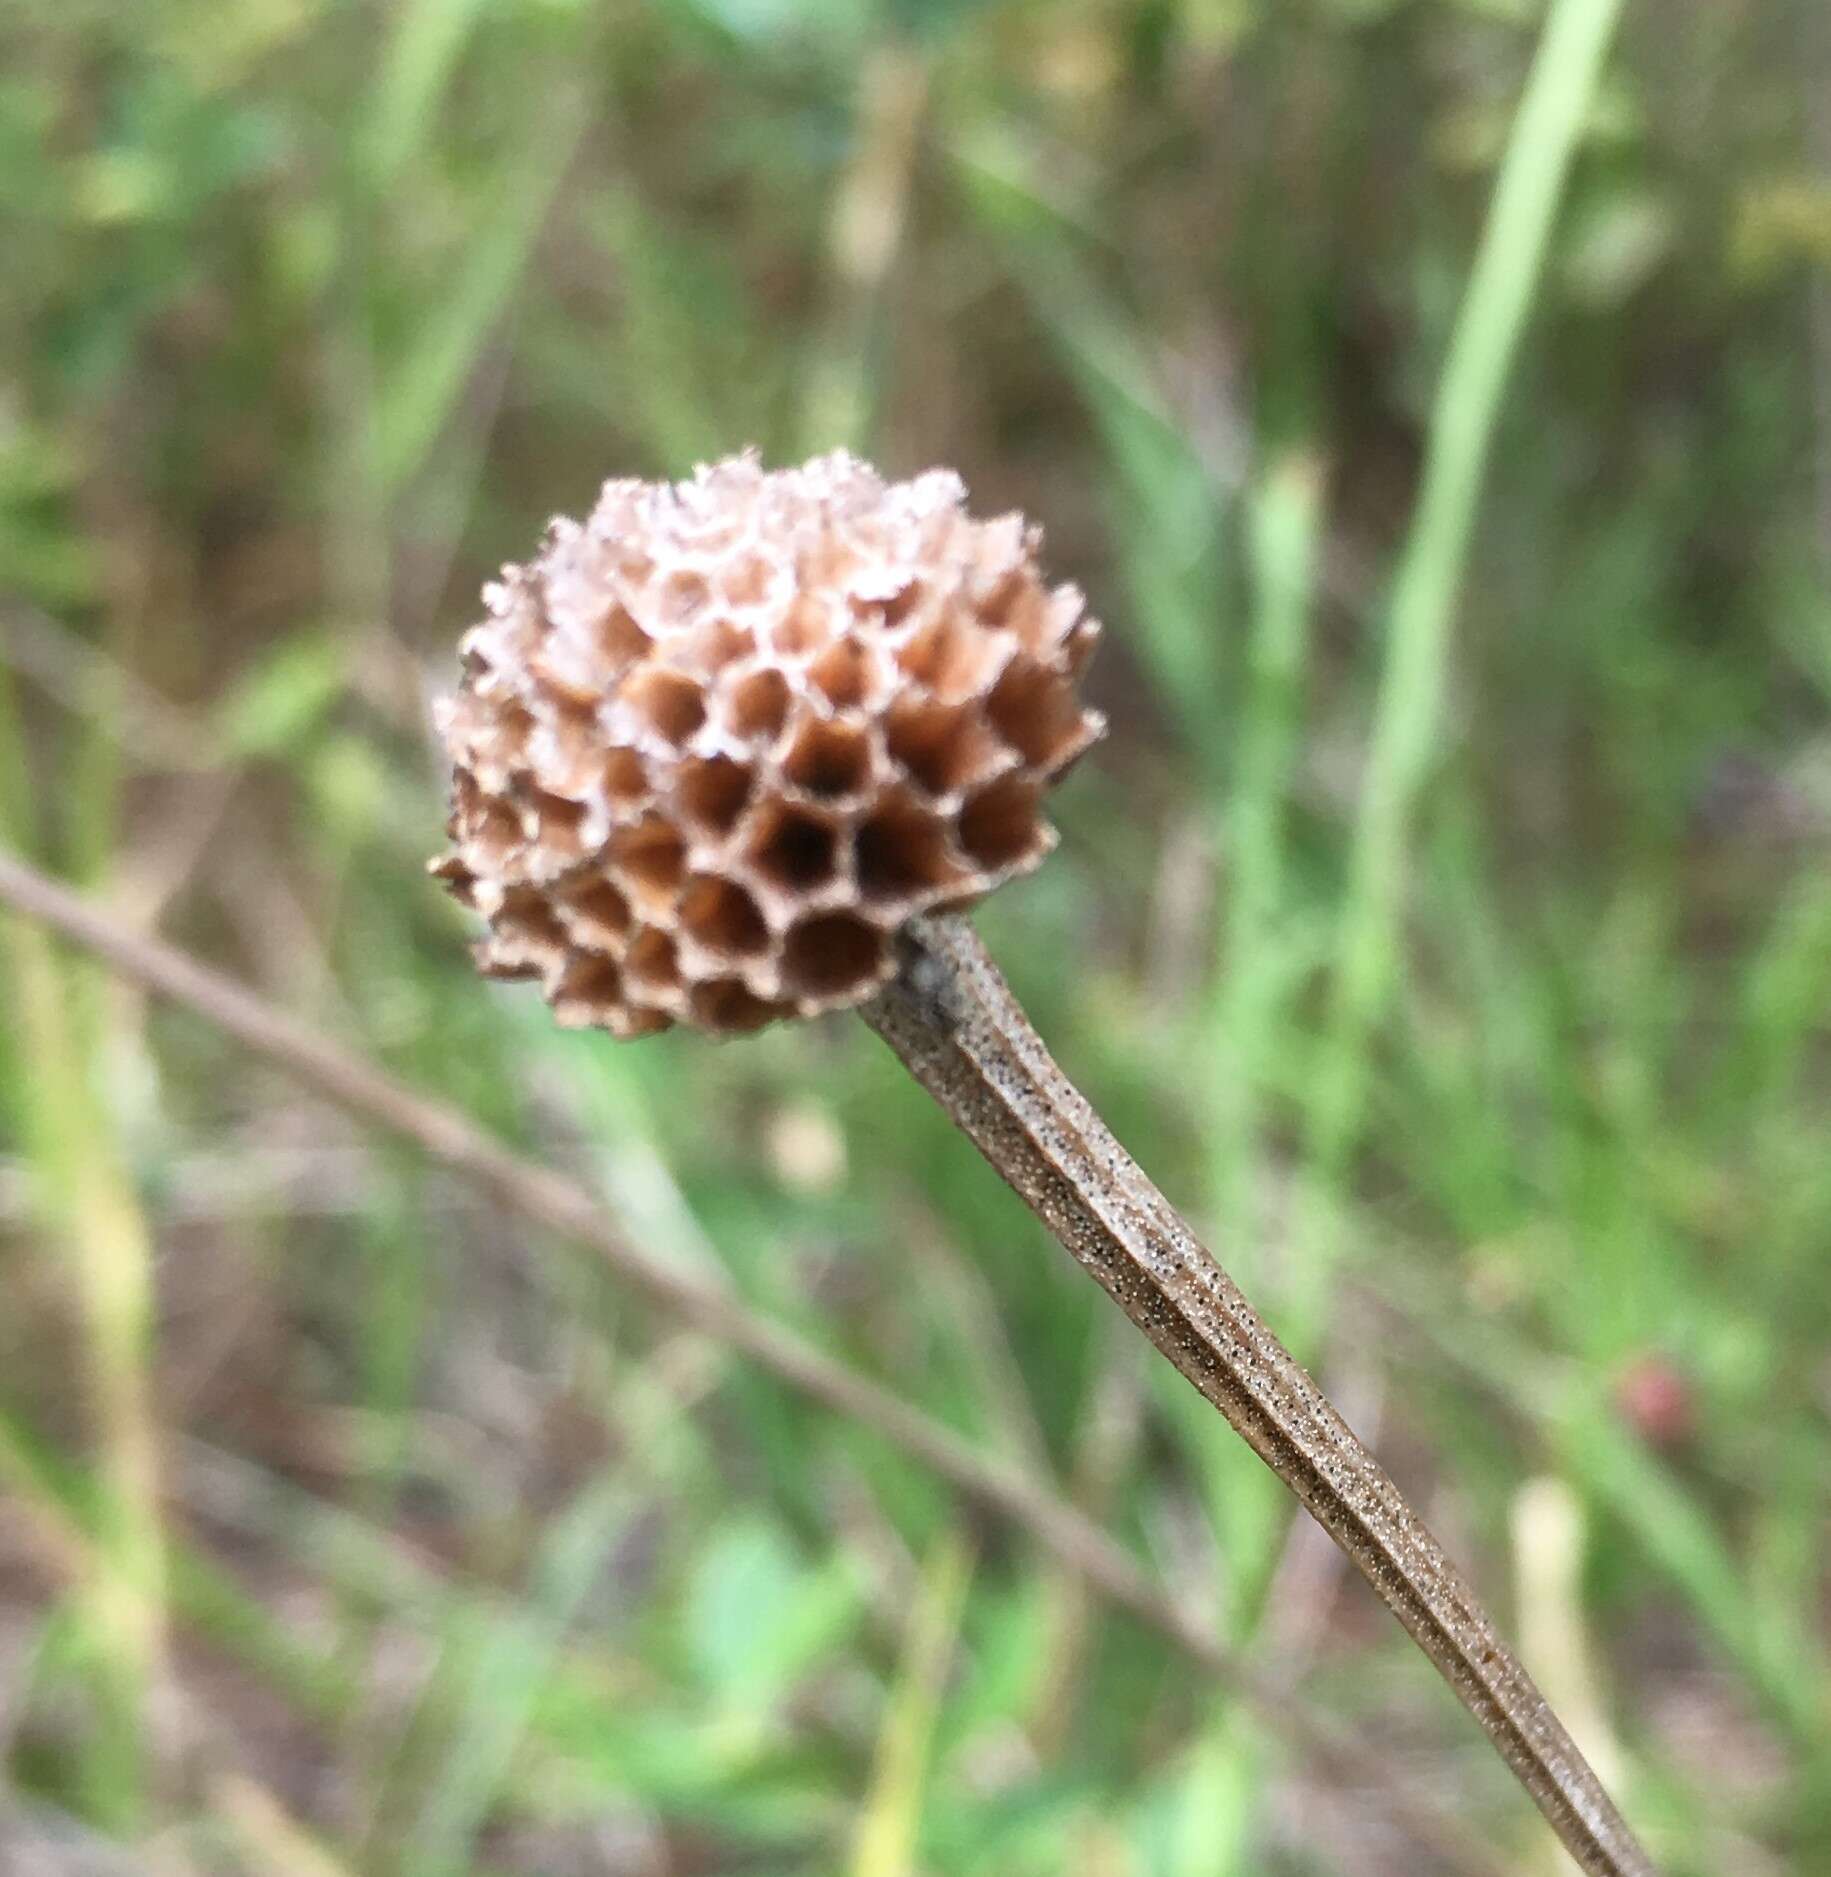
[863,914,1658,1877]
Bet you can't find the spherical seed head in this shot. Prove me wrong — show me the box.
[431,451,1103,1037]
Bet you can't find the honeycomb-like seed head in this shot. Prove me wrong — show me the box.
[431,451,1104,1037]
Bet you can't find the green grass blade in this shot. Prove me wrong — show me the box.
[365,0,495,185]
[375,91,591,496]
[1310,0,1627,1174]
[849,1528,974,1877]
[1212,454,1320,1243]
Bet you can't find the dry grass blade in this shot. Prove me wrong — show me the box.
[0,844,1504,1877]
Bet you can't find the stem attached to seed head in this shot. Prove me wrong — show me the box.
[862,914,1659,1877]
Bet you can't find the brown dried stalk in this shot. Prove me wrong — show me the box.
[863,914,1658,1877]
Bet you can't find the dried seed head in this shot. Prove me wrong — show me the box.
[431,451,1103,1037]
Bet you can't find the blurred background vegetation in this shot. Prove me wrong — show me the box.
[1,0,1828,1871]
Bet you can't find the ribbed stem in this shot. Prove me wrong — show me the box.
[861,914,1658,1877]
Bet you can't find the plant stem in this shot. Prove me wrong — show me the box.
[861,914,1658,1877]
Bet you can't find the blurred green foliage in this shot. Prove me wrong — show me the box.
[1,0,1828,1872]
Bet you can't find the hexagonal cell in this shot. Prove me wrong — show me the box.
[599,601,653,669]
[689,977,786,1034]
[985,655,1090,770]
[854,794,971,910]
[462,707,537,793]
[550,952,624,1026]
[726,666,791,742]
[624,927,682,995]
[537,699,607,796]
[656,568,712,630]
[467,793,527,871]
[721,553,775,609]
[781,714,873,801]
[484,889,569,983]
[622,666,707,748]
[493,885,567,944]
[957,774,1047,873]
[682,616,753,674]
[673,756,753,837]
[807,636,885,711]
[527,788,592,868]
[772,592,833,658]
[795,536,858,599]
[602,745,652,807]
[744,800,842,898]
[883,694,1010,798]
[894,613,1009,704]
[485,701,538,765]
[558,876,632,949]
[678,874,768,959]
[607,814,687,913]
[781,911,886,1003]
